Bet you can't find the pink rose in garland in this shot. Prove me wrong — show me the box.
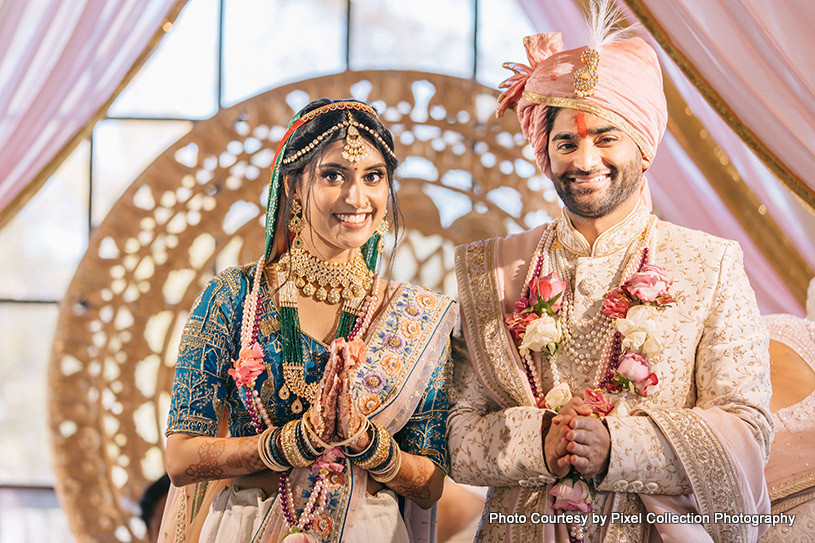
[614,351,659,396]
[228,342,266,387]
[622,264,675,305]
[549,476,593,513]
[505,311,538,341]
[583,388,614,417]
[281,531,319,543]
[505,273,567,344]
[601,288,632,319]
[311,447,345,476]
[524,272,568,315]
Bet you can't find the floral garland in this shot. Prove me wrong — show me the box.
[503,228,675,542]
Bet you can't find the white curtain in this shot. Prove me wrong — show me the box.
[0,0,181,218]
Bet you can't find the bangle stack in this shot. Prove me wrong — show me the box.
[280,420,313,468]
[345,420,402,482]
[257,426,289,472]
[369,442,402,483]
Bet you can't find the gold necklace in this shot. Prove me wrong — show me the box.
[281,244,374,305]
[274,247,376,412]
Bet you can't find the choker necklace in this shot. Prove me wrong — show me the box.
[283,244,374,306]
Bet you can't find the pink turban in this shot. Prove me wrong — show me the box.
[498,33,667,177]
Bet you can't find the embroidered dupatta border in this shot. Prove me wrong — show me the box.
[273,284,457,543]
[455,239,534,408]
[642,408,747,543]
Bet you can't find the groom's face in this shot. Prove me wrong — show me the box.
[547,109,643,220]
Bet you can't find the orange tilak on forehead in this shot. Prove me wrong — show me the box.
[574,111,588,138]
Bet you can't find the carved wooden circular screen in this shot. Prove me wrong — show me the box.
[48,70,561,542]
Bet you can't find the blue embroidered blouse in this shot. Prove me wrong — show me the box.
[166,264,452,472]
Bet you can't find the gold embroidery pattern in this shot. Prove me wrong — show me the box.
[509,487,548,540]
[521,91,654,163]
[455,239,534,408]
[556,202,651,257]
[644,408,747,543]
[769,471,815,502]
[603,492,648,543]
[771,488,815,515]
[350,284,455,416]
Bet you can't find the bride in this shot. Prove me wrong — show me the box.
[159,98,457,543]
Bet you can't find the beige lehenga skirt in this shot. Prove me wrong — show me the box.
[198,478,409,543]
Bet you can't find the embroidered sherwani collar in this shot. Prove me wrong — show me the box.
[556,201,652,257]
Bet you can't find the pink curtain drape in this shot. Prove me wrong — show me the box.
[514,0,812,315]
[628,0,815,208]
[0,0,181,219]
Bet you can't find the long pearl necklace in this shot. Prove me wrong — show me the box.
[521,216,656,395]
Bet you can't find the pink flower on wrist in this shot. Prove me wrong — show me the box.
[550,477,593,513]
[583,388,613,417]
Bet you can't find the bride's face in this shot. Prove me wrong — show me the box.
[296,139,389,262]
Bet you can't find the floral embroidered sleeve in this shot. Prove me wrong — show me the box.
[166,269,245,437]
[447,331,556,487]
[394,340,453,474]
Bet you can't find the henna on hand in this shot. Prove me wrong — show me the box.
[313,341,344,440]
[226,435,266,473]
[384,453,442,509]
[185,440,226,480]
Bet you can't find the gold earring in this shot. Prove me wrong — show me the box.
[376,217,389,237]
[289,198,304,249]
[376,217,389,252]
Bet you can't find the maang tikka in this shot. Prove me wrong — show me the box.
[342,112,368,163]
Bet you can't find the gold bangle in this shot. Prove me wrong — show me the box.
[280,420,310,468]
[370,442,402,483]
[330,417,371,448]
[355,421,391,470]
[301,414,332,450]
[257,426,289,472]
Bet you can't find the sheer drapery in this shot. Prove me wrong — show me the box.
[514,0,810,315]
[0,0,183,225]
[621,0,815,211]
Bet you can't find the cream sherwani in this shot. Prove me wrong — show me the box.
[449,202,773,543]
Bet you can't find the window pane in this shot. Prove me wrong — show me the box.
[222,0,346,106]
[0,487,72,543]
[477,0,535,88]
[0,142,89,300]
[0,303,59,485]
[350,0,474,77]
[92,119,192,226]
[108,0,219,118]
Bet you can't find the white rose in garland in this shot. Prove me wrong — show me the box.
[616,304,662,357]
[544,382,573,411]
[518,314,560,356]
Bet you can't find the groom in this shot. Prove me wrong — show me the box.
[447,22,772,543]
